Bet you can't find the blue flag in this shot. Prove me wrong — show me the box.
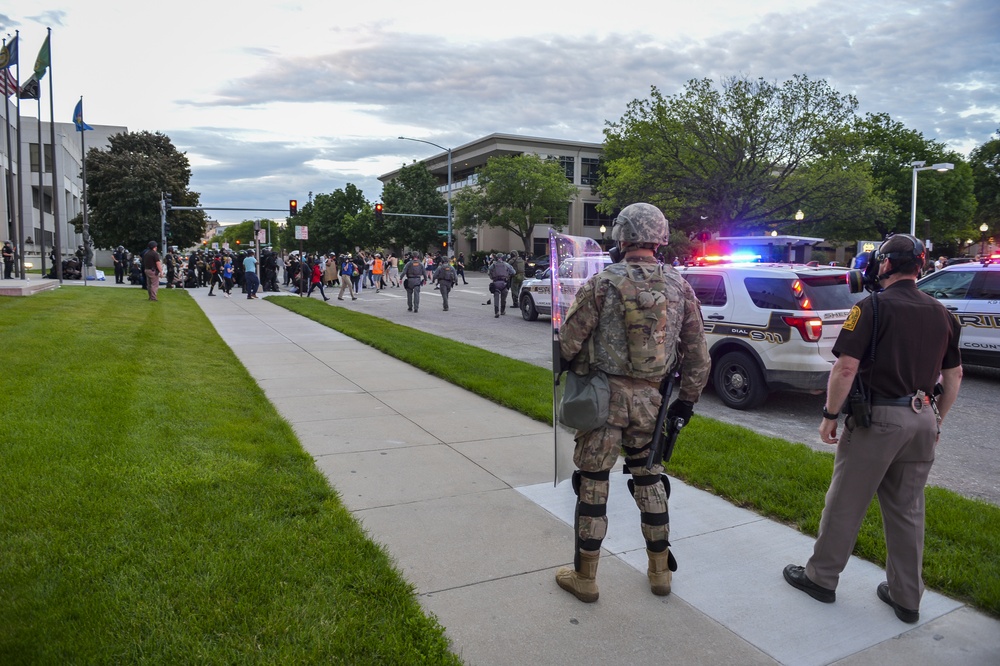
[74,99,94,132]
[0,36,17,69]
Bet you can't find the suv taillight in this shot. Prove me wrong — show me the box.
[783,316,823,342]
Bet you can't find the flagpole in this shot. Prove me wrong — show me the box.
[46,28,63,283]
[2,36,17,263]
[15,30,25,280]
[36,96,45,279]
[79,96,89,288]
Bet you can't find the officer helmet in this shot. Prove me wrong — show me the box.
[610,203,669,246]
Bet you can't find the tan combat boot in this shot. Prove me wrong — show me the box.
[556,550,600,603]
[647,548,672,596]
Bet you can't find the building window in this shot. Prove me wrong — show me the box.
[541,154,575,182]
[29,143,55,173]
[583,203,613,228]
[31,186,53,213]
[558,155,574,182]
[581,158,600,185]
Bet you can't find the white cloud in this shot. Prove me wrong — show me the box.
[2,0,996,223]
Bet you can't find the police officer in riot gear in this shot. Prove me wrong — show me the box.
[784,233,963,623]
[556,203,711,602]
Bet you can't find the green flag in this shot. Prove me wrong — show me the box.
[34,34,50,80]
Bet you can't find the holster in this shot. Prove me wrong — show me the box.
[844,375,872,428]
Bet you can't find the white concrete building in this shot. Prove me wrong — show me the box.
[1,94,125,272]
[380,133,610,258]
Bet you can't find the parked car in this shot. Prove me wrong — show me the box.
[916,256,1000,368]
[525,255,550,278]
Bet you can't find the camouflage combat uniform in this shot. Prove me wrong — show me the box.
[559,254,710,597]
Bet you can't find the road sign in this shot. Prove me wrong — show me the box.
[295,225,308,240]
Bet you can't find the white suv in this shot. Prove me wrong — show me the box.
[518,255,612,321]
[916,257,1000,369]
[677,263,867,410]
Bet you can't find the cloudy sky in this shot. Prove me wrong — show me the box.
[3,0,997,224]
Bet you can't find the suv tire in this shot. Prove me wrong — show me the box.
[520,293,538,321]
[713,351,768,410]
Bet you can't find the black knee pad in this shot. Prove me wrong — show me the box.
[627,473,670,500]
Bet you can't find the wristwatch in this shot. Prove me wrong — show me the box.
[822,406,839,420]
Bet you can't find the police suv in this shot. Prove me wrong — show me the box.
[916,255,1000,369]
[677,261,866,410]
[518,255,613,321]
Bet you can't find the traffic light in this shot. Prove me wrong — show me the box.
[375,203,384,222]
[289,199,298,216]
[163,192,173,212]
[164,221,171,238]
[235,239,241,245]
[697,230,711,243]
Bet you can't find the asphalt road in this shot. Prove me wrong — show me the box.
[309,272,1000,507]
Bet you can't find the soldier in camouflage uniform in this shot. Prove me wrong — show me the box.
[556,202,711,603]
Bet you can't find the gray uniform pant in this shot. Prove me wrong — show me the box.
[439,283,452,310]
[806,404,937,611]
[494,287,509,314]
[407,284,421,311]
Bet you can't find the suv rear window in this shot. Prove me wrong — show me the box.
[685,273,727,307]
[744,275,864,311]
[970,272,1000,300]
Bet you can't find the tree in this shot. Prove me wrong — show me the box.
[970,130,1000,232]
[839,113,976,244]
[599,75,864,237]
[452,154,577,255]
[276,185,373,254]
[77,131,205,252]
[380,162,447,253]
[216,220,259,250]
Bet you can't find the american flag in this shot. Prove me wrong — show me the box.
[0,68,16,98]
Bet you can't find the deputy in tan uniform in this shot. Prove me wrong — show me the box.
[556,202,710,603]
[783,234,962,623]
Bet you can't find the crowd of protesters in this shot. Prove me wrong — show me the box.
[123,242,533,317]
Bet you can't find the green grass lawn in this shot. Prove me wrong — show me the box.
[0,288,460,664]
[273,296,1000,618]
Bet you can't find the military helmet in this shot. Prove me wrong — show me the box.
[611,203,669,246]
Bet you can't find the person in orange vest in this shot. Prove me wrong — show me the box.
[372,253,385,292]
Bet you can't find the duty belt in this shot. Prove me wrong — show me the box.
[872,391,929,413]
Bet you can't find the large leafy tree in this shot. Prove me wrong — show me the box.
[838,113,976,244]
[78,131,205,252]
[970,130,1000,234]
[380,162,447,253]
[277,185,375,254]
[452,154,577,255]
[599,75,866,237]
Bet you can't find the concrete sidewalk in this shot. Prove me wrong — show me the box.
[186,289,1000,666]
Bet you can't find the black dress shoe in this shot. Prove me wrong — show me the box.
[783,564,835,603]
[877,582,919,623]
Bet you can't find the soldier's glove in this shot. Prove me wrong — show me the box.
[558,356,572,375]
[667,399,694,424]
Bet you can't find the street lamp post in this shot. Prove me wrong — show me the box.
[980,223,989,256]
[599,224,606,249]
[910,161,954,237]
[398,136,453,257]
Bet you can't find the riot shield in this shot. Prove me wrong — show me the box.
[550,228,608,486]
